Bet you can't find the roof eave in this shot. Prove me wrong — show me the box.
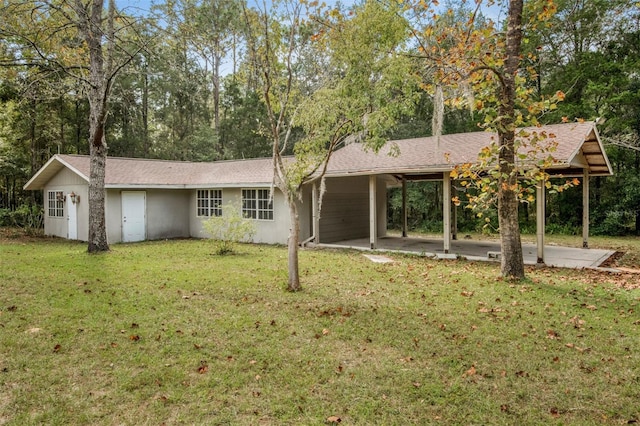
[565,124,613,176]
[325,165,454,178]
[104,182,273,190]
[23,155,90,190]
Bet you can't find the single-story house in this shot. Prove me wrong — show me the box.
[24,121,612,262]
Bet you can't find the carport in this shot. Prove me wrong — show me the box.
[308,121,613,266]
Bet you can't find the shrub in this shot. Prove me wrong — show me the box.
[0,204,43,233]
[202,203,256,255]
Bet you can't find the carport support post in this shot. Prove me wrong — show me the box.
[402,176,408,238]
[369,175,377,249]
[312,182,319,243]
[583,168,590,248]
[452,182,458,240]
[536,179,546,264]
[443,172,451,254]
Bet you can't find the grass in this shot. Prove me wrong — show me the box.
[1,232,639,425]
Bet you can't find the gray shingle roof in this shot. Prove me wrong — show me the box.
[325,121,611,177]
[24,155,276,190]
[24,122,611,190]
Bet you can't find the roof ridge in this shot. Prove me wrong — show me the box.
[57,153,274,165]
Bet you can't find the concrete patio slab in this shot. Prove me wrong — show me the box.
[363,254,395,264]
[313,236,616,270]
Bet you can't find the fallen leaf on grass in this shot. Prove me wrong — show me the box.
[568,316,585,329]
[53,344,61,353]
[546,329,559,339]
[326,416,342,423]
[197,362,208,374]
[463,365,477,377]
[129,335,140,341]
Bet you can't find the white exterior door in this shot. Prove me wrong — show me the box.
[122,191,146,242]
[67,194,78,240]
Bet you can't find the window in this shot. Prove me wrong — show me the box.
[197,189,222,217]
[48,190,64,217]
[242,189,273,220]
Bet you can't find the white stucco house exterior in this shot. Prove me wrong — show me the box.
[24,122,612,258]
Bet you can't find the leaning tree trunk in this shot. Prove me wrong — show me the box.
[497,0,525,279]
[287,198,301,292]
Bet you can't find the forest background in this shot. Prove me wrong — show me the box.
[1,0,638,237]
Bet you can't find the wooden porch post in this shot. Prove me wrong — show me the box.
[312,182,319,243]
[443,172,451,254]
[402,176,407,237]
[583,168,590,248]
[369,175,377,249]
[452,181,458,240]
[536,178,546,264]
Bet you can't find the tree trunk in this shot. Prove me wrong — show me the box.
[87,52,109,252]
[88,137,109,252]
[214,50,223,158]
[80,0,111,253]
[497,0,525,279]
[142,58,149,157]
[29,98,37,177]
[287,198,301,292]
[75,99,83,154]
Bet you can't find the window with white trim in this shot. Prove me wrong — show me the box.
[242,189,273,220]
[197,189,222,217]
[47,190,64,217]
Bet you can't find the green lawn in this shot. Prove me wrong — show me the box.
[1,233,639,425]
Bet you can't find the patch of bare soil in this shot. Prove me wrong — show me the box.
[0,227,47,244]
[599,251,626,268]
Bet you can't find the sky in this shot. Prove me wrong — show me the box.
[115,0,503,21]
[116,0,155,16]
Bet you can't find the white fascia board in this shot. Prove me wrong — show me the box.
[23,155,89,190]
[187,183,273,189]
[105,182,273,190]
[324,166,455,179]
[565,124,613,175]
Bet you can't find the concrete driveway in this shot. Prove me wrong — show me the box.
[314,236,615,269]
